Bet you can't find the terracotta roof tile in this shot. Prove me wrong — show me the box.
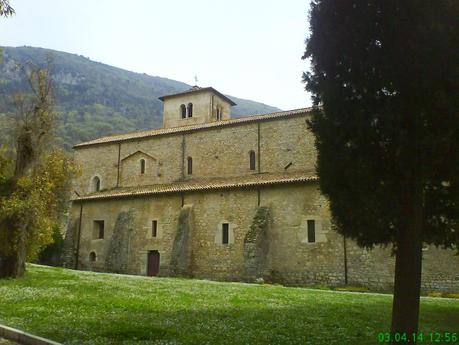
[73,171,318,201]
[158,86,237,106]
[73,107,312,148]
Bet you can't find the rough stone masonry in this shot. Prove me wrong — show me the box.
[64,86,459,292]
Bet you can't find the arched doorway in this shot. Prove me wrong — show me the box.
[147,250,160,276]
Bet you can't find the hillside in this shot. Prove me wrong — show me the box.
[0,46,280,150]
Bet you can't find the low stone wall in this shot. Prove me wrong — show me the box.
[0,324,61,345]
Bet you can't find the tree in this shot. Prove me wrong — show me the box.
[36,221,65,267]
[303,0,458,341]
[0,0,14,17]
[0,63,76,278]
[0,0,14,63]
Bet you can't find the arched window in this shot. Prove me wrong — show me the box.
[249,150,256,170]
[92,176,101,192]
[180,104,186,119]
[187,103,193,118]
[140,159,146,174]
[89,252,96,262]
[187,157,193,175]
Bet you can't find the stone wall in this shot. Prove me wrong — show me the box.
[211,94,232,121]
[72,113,315,195]
[69,102,459,292]
[120,151,159,187]
[260,184,345,286]
[162,90,231,128]
[69,183,459,292]
[74,144,119,194]
[185,189,258,280]
[260,117,316,174]
[119,135,183,186]
[184,123,258,178]
[76,194,181,275]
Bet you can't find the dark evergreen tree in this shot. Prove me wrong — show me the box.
[303,0,459,340]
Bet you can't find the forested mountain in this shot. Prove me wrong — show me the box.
[0,46,280,150]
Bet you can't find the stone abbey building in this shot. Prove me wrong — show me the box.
[65,86,459,291]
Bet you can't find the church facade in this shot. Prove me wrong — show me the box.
[65,86,459,292]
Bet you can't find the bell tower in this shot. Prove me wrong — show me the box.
[159,86,236,129]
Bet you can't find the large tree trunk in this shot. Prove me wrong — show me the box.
[0,225,27,278]
[0,251,26,278]
[391,188,423,343]
[0,65,55,279]
[0,132,33,279]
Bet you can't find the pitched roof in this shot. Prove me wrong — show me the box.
[120,150,156,161]
[73,107,312,148]
[73,171,318,201]
[158,86,237,106]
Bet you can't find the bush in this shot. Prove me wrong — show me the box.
[36,225,64,267]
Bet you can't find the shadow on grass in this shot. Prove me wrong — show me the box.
[43,303,458,345]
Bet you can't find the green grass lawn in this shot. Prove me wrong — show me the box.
[0,265,457,345]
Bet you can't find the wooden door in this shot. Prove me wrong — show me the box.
[147,250,160,276]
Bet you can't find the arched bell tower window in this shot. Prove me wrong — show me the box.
[180,104,186,119]
[249,150,256,170]
[140,159,146,174]
[187,103,193,118]
[92,176,101,192]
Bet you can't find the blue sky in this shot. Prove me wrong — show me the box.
[1,0,312,110]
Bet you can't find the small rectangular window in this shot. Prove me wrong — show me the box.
[249,151,256,170]
[140,159,146,174]
[187,157,193,175]
[307,220,315,243]
[93,220,104,239]
[152,220,158,237]
[222,223,229,244]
